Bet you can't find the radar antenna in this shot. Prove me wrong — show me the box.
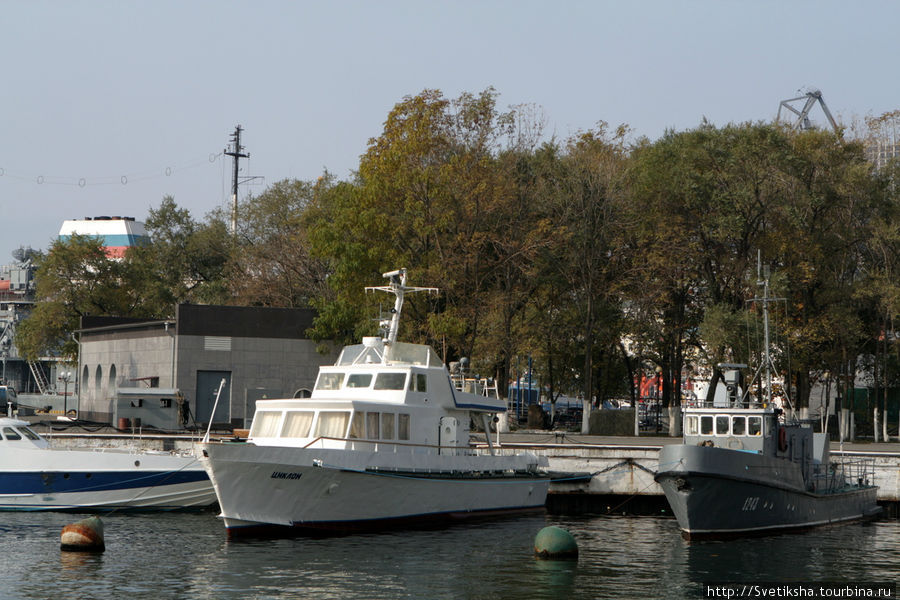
[365,269,438,345]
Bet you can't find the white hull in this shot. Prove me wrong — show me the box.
[0,445,216,511]
[201,443,548,534]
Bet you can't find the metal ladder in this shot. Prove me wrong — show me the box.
[28,361,50,394]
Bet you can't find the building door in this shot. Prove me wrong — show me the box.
[196,370,231,425]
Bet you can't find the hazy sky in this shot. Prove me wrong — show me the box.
[3,0,899,255]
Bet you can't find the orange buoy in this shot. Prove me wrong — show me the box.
[60,516,105,552]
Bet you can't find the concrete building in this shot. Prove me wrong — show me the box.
[76,304,337,430]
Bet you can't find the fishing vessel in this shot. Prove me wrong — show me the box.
[200,269,549,536]
[655,265,880,539]
[0,415,215,511]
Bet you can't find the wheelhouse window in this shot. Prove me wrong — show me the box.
[732,416,746,436]
[3,427,22,441]
[409,373,427,392]
[374,373,407,390]
[314,412,350,438]
[281,411,314,438]
[685,415,699,436]
[346,374,373,388]
[250,411,282,438]
[316,372,345,391]
[19,427,40,441]
[715,416,730,435]
[748,416,762,436]
[700,415,714,435]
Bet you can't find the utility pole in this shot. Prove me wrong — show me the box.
[224,125,249,235]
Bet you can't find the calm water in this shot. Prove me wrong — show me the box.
[2,510,898,599]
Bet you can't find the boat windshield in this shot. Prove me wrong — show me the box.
[18,427,40,441]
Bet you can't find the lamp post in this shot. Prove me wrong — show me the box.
[59,371,72,416]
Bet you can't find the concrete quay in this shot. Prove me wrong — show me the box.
[490,432,900,517]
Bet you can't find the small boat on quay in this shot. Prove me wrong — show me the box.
[655,266,881,539]
[200,269,549,536]
[0,414,215,511]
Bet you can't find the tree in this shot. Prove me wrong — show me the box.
[16,235,140,360]
[229,178,331,308]
[533,124,631,423]
[126,196,231,313]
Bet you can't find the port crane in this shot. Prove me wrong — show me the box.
[777,88,839,133]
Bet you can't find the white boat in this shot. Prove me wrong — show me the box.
[200,269,549,536]
[0,415,216,511]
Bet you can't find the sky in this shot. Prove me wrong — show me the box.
[3,0,900,256]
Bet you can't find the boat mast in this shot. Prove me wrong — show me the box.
[752,252,791,410]
[366,269,438,353]
[759,259,773,406]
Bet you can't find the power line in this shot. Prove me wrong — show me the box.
[0,153,224,188]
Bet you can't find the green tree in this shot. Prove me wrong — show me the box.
[126,196,231,313]
[16,235,141,360]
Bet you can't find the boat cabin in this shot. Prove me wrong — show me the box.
[246,337,505,454]
[0,418,49,449]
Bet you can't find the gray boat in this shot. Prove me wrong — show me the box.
[655,267,881,540]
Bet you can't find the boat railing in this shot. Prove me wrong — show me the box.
[808,456,876,492]
[682,398,769,410]
[451,376,498,399]
[301,436,478,456]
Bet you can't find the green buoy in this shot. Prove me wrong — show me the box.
[534,526,578,560]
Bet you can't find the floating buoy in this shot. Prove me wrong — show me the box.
[60,516,105,552]
[534,526,578,560]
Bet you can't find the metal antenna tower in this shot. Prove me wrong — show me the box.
[777,88,839,133]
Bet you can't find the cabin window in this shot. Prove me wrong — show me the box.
[748,416,762,436]
[250,411,282,438]
[346,374,373,388]
[2,427,21,441]
[700,415,714,435]
[19,427,40,441]
[349,412,365,438]
[281,411,314,438]
[315,372,345,391]
[381,413,395,439]
[732,416,746,436]
[315,412,350,438]
[685,415,699,436]
[366,412,381,439]
[374,373,407,390]
[716,416,730,435]
[409,373,427,392]
[398,414,410,440]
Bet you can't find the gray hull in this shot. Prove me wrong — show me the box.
[655,444,880,539]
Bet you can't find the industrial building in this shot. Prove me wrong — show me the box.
[77,304,337,430]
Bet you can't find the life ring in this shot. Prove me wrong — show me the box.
[777,426,788,452]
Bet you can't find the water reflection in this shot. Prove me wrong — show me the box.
[0,511,898,599]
